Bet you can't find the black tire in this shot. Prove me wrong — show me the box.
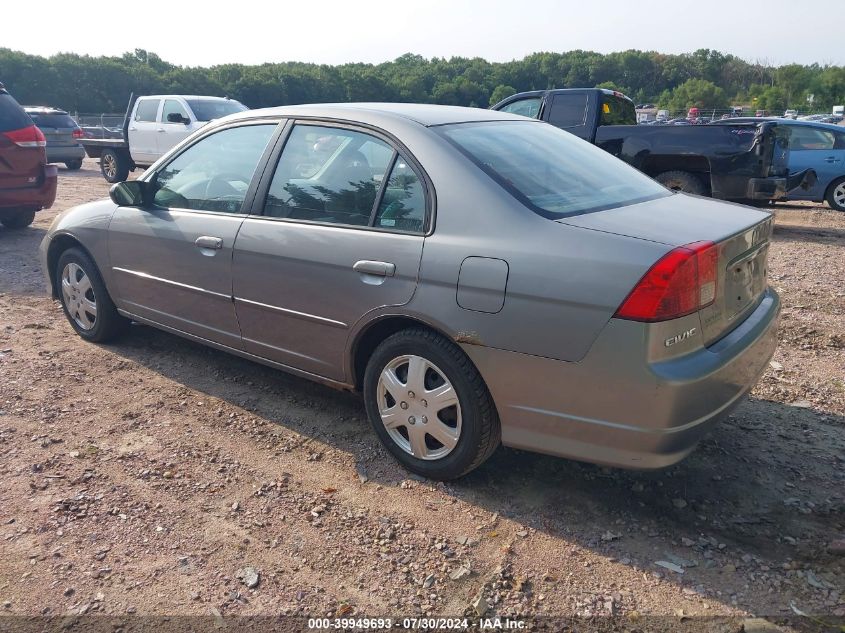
[100,149,129,183]
[56,247,129,342]
[65,159,83,171]
[0,209,36,229]
[825,177,845,212]
[655,170,707,195]
[363,328,500,480]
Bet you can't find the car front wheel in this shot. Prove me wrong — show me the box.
[363,328,500,480]
[56,247,129,342]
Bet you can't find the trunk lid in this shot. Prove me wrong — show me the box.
[559,192,773,344]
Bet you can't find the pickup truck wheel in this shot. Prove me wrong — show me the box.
[65,159,83,171]
[56,248,129,342]
[100,149,129,183]
[0,209,36,229]
[655,171,707,196]
[826,177,845,212]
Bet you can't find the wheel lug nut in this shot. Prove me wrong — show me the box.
[408,391,415,398]
[408,416,416,425]
[400,402,408,410]
[421,399,427,408]
[421,416,428,424]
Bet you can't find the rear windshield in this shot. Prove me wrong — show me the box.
[600,94,637,126]
[28,113,77,128]
[438,120,669,218]
[186,99,247,122]
[0,93,33,133]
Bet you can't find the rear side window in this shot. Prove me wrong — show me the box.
[28,113,77,128]
[439,120,669,218]
[547,94,588,128]
[374,156,426,232]
[600,95,637,126]
[0,93,33,133]
[135,100,160,122]
[788,127,835,151]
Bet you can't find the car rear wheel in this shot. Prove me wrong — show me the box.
[826,177,845,212]
[0,209,36,229]
[363,328,500,480]
[655,170,707,196]
[56,248,129,342]
[65,159,83,171]
[100,149,129,183]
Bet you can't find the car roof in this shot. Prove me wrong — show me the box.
[229,103,531,127]
[23,106,69,115]
[718,117,843,131]
[137,95,238,101]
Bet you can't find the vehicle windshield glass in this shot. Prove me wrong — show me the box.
[438,120,670,218]
[0,93,33,132]
[600,94,637,125]
[28,113,77,128]
[186,99,248,122]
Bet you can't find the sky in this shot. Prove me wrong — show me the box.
[2,0,840,67]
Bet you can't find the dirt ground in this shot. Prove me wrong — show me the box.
[0,159,843,626]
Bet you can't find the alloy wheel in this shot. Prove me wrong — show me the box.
[834,182,845,209]
[377,355,462,460]
[102,154,117,180]
[61,262,97,330]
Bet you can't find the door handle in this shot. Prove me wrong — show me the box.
[824,157,839,163]
[195,236,223,250]
[157,128,166,133]
[353,260,395,277]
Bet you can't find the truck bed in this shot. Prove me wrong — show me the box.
[79,138,128,159]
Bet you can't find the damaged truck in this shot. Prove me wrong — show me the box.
[491,89,816,204]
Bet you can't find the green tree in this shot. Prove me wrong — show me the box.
[489,84,516,105]
[663,78,728,111]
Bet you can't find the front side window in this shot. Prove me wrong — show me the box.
[135,99,160,122]
[162,99,189,124]
[439,120,669,218]
[547,94,588,128]
[265,125,396,226]
[499,98,542,119]
[150,124,276,213]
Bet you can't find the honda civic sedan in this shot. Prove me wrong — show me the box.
[40,103,779,479]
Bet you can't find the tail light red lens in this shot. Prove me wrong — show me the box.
[72,128,84,139]
[615,241,719,322]
[3,124,47,148]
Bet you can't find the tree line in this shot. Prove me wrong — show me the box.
[1,47,843,115]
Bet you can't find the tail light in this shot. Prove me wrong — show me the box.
[615,241,718,322]
[3,124,46,148]
[72,128,84,139]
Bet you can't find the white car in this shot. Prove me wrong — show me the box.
[79,94,248,182]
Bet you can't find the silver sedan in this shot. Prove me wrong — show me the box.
[40,104,779,479]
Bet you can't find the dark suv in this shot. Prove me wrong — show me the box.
[24,106,86,170]
[0,82,58,229]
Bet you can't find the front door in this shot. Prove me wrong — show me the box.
[233,123,428,382]
[157,98,195,157]
[108,122,279,347]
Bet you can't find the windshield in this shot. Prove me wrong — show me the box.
[186,99,247,122]
[438,120,670,218]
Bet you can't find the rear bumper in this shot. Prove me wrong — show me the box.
[462,288,780,469]
[746,169,817,200]
[0,164,58,211]
[47,145,85,163]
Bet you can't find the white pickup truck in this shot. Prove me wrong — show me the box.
[79,94,248,182]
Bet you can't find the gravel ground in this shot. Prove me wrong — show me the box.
[0,159,843,626]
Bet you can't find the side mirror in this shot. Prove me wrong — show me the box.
[166,112,190,124]
[110,180,149,207]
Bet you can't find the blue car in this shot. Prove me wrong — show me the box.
[712,118,845,211]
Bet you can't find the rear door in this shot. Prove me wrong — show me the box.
[0,92,42,191]
[233,122,427,382]
[784,125,843,200]
[542,91,595,140]
[128,98,161,165]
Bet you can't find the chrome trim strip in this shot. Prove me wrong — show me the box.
[112,267,231,301]
[234,296,347,329]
